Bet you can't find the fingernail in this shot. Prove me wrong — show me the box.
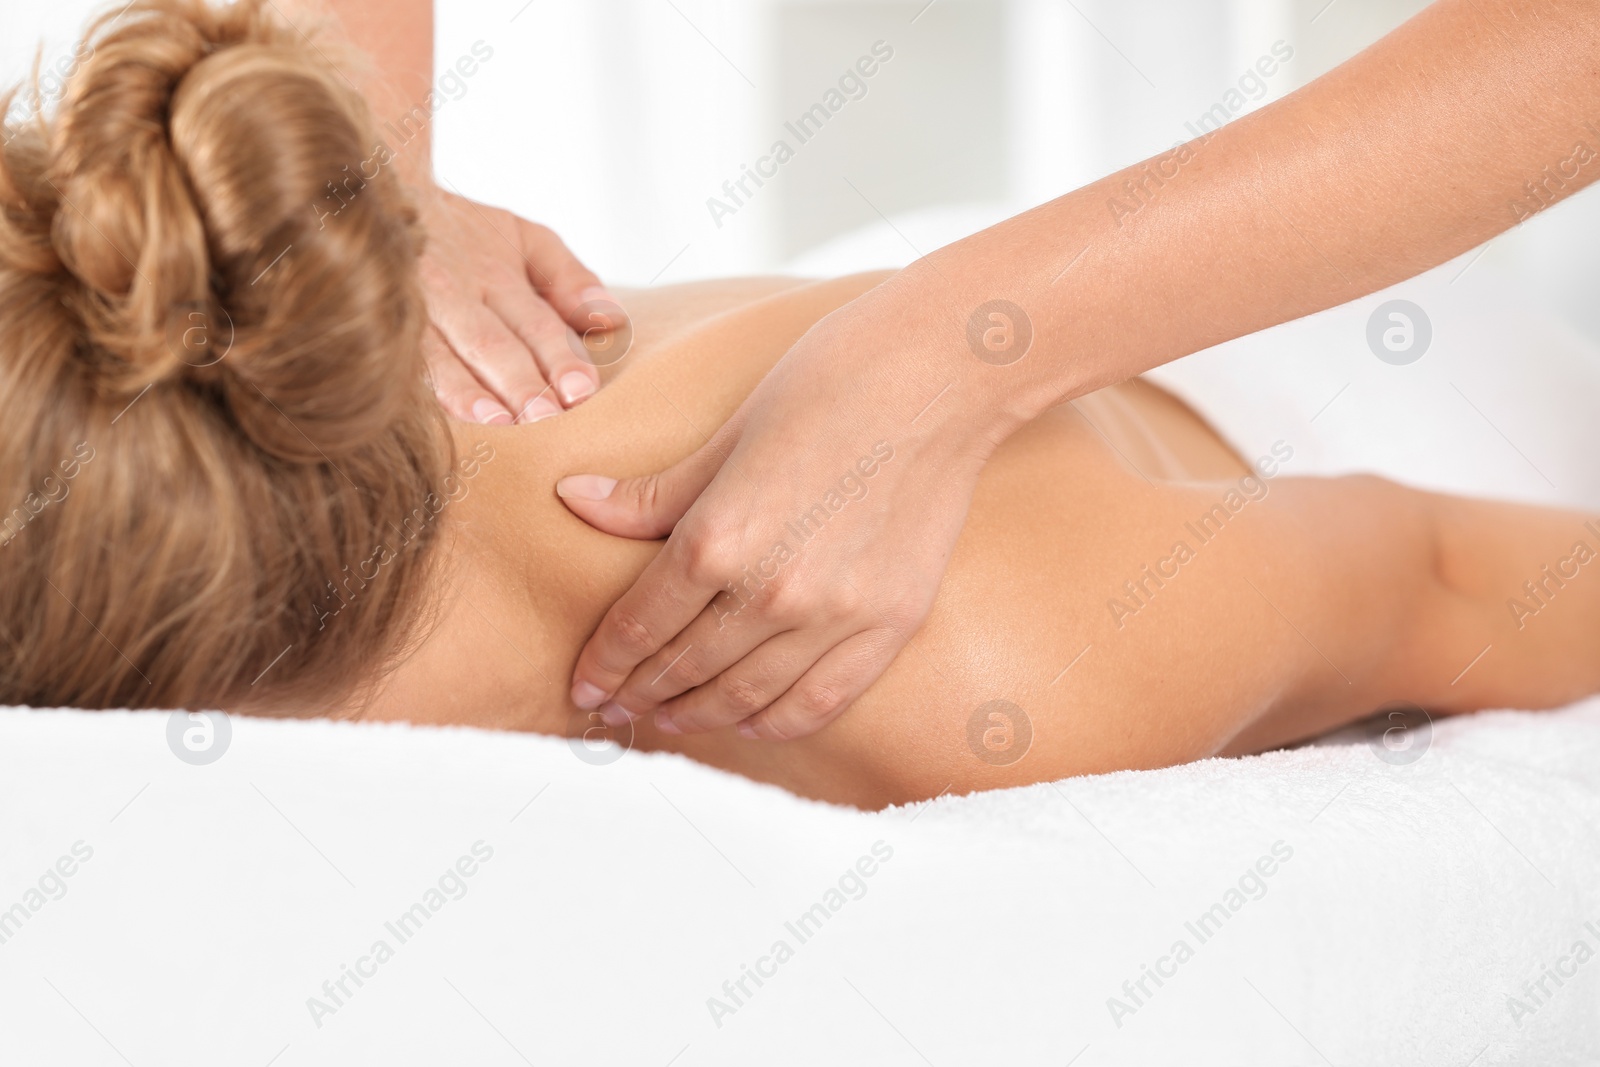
[518,396,560,423]
[579,285,623,312]
[472,398,513,426]
[556,370,597,405]
[654,711,682,735]
[598,701,637,728]
[737,722,759,740]
[571,680,607,709]
[556,474,616,501]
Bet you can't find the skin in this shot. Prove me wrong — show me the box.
[557,0,1600,743]
[284,0,625,424]
[349,271,1600,810]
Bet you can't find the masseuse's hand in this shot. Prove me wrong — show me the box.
[557,289,998,740]
[417,187,627,425]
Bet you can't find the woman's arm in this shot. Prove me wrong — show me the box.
[282,0,623,425]
[558,0,1600,742]
[1416,494,1600,713]
[1214,477,1600,758]
[279,0,433,182]
[906,0,1600,426]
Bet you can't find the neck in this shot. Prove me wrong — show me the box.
[348,421,656,736]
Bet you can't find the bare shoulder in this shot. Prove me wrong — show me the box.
[613,271,895,351]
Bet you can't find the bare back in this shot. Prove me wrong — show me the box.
[358,273,1600,808]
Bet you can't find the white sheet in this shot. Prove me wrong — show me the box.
[3,698,1598,1065]
[1145,254,1600,513]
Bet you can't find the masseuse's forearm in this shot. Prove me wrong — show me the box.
[280,0,435,184]
[886,0,1600,438]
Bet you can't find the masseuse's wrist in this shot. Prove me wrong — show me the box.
[861,259,1074,459]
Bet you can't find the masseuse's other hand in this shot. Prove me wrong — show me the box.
[556,298,994,740]
[417,188,627,425]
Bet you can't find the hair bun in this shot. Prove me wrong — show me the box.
[21,0,428,461]
[0,0,450,713]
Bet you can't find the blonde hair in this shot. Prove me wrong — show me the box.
[0,0,448,710]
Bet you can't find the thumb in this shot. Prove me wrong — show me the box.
[556,439,728,540]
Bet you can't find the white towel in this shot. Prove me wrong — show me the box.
[3,697,1597,1064]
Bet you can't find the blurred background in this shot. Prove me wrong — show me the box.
[5,0,1600,344]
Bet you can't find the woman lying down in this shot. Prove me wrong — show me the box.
[4,0,1597,810]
